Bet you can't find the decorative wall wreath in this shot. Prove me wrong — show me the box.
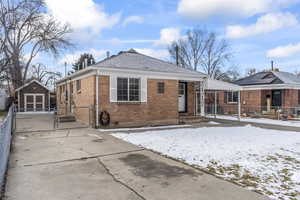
[99,111,110,126]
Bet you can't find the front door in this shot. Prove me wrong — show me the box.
[178,82,187,112]
[272,90,282,107]
[196,91,201,115]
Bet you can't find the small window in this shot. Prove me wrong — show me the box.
[157,82,165,94]
[227,91,238,103]
[117,77,140,102]
[70,83,73,94]
[76,80,81,92]
[298,90,300,105]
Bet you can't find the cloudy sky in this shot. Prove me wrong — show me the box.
[40,0,300,75]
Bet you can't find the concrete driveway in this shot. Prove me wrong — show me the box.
[4,113,269,200]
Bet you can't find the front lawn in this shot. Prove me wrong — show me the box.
[112,125,300,200]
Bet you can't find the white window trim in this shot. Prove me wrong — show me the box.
[117,77,141,102]
[227,91,238,103]
[24,93,45,112]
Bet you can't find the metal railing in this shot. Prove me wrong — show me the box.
[0,105,16,195]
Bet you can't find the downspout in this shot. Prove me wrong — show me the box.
[238,90,241,121]
[48,91,50,112]
[95,70,99,128]
[18,91,20,112]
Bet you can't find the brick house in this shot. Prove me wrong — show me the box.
[56,49,207,127]
[217,71,300,115]
[15,80,51,112]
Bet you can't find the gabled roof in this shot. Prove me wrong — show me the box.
[15,80,49,92]
[233,71,300,86]
[206,78,242,91]
[94,49,206,77]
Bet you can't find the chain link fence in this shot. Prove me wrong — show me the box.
[0,105,16,195]
[205,104,300,120]
[55,106,95,128]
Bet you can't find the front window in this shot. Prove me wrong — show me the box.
[227,91,238,103]
[117,77,140,102]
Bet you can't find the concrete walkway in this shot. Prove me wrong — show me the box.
[4,113,269,200]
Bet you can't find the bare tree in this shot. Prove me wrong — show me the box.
[245,68,257,76]
[0,0,72,89]
[169,28,232,80]
[29,63,61,87]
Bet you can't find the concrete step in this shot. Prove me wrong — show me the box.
[58,115,76,123]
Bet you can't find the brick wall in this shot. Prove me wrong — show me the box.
[98,76,179,127]
[57,75,96,125]
[282,89,299,107]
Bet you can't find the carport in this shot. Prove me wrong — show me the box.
[204,78,243,120]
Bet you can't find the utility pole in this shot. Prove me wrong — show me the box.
[64,62,67,77]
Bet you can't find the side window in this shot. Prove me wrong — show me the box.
[227,91,238,103]
[76,80,81,92]
[157,82,165,94]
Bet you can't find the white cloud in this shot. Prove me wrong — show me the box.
[134,48,170,60]
[177,0,299,19]
[45,0,120,34]
[59,49,107,65]
[267,42,300,58]
[155,27,181,46]
[122,16,144,27]
[226,12,298,38]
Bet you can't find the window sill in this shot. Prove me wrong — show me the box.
[113,101,144,104]
[227,102,238,104]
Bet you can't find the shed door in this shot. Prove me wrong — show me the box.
[25,95,34,112]
[24,94,45,112]
[35,95,44,111]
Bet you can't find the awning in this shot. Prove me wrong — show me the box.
[205,78,242,91]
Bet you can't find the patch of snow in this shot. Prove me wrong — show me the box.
[113,126,300,200]
[207,114,300,127]
[208,121,221,125]
[17,111,54,115]
[98,124,192,132]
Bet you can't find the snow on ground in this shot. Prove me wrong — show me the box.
[113,126,300,200]
[17,111,54,114]
[207,114,300,127]
[208,121,221,125]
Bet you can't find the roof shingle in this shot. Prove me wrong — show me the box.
[94,49,206,77]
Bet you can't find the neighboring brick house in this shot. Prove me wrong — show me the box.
[218,71,300,115]
[56,49,206,127]
[15,80,51,112]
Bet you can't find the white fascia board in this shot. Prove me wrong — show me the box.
[56,66,206,86]
[56,67,97,85]
[242,84,300,90]
[96,67,206,81]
